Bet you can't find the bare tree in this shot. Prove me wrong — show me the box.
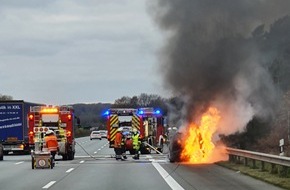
[0,94,13,100]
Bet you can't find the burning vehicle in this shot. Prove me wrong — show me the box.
[168,131,183,163]
[168,107,227,163]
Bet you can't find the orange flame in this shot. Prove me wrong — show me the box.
[180,107,226,163]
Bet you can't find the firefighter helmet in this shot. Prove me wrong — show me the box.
[132,128,138,134]
[46,130,54,135]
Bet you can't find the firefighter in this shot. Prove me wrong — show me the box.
[121,130,127,160]
[132,128,141,160]
[44,130,59,163]
[114,127,124,160]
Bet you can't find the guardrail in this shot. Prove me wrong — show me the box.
[226,147,290,176]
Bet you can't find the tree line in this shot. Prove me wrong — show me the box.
[1,16,290,153]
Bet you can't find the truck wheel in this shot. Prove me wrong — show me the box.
[67,150,74,160]
[62,154,68,160]
[0,146,3,161]
[50,158,54,169]
[31,157,35,169]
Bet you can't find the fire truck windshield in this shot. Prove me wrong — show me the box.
[42,114,59,123]
[118,116,132,122]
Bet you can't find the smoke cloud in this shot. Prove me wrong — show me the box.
[149,0,290,134]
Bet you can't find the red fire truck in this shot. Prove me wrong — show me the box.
[105,107,165,154]
[28,105,76,160]
[105,108,136,153]
[136,107,165,154]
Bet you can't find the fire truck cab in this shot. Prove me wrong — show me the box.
[28,105,75,160]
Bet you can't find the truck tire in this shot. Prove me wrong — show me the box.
[140,147,150,154]
[0,145,3,161]
[129,150,135,155]
[50,158,54,169]
[67,150,75,160]
[62,154,68,160]
[31,157,35,169]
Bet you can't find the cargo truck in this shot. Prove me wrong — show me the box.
[0,100,43,154]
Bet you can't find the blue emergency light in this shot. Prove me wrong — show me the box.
[155,109,161,114]
[137,108,161,115]
[103,110,110,116]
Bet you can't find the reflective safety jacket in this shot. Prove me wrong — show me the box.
[44,135,58,152]
[132,133,141,150]
[114,132,122,148]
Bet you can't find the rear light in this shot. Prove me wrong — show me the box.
[29,114,34,120]
[67,114,72,121]
[34,127,48,133]
[29,131,34,136]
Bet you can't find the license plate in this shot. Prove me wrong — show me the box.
[4,146,23,151]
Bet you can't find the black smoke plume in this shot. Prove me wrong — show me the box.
[149,0,290,134]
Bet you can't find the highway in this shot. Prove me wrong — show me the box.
[0,137,284,190]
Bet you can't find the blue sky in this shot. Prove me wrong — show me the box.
[0,0,166,105]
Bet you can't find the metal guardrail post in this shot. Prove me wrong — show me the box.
[244,157,248,166]
[270,163,277,174]
[252,159,256,169]
[226,147,290,177]
[261,161,265,171]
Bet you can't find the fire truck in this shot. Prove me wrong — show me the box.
[28,105,76,160]
[105,107,165,154]
[136,107,165,154]
[105,108,136,154]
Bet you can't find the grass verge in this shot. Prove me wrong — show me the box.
[217,161,290,190]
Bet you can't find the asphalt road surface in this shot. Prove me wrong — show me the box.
[0,137,285,190]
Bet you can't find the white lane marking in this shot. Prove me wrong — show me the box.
[66,168,74,173]
[75,156,91,158]
[94,151,97,154]
[152,161,184,190]
[42,181,56,189]
[156,160,168,163]
[98,149,101,151]
[146,155,153,159]
[15,161,24,165]
[80,160,85,164]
